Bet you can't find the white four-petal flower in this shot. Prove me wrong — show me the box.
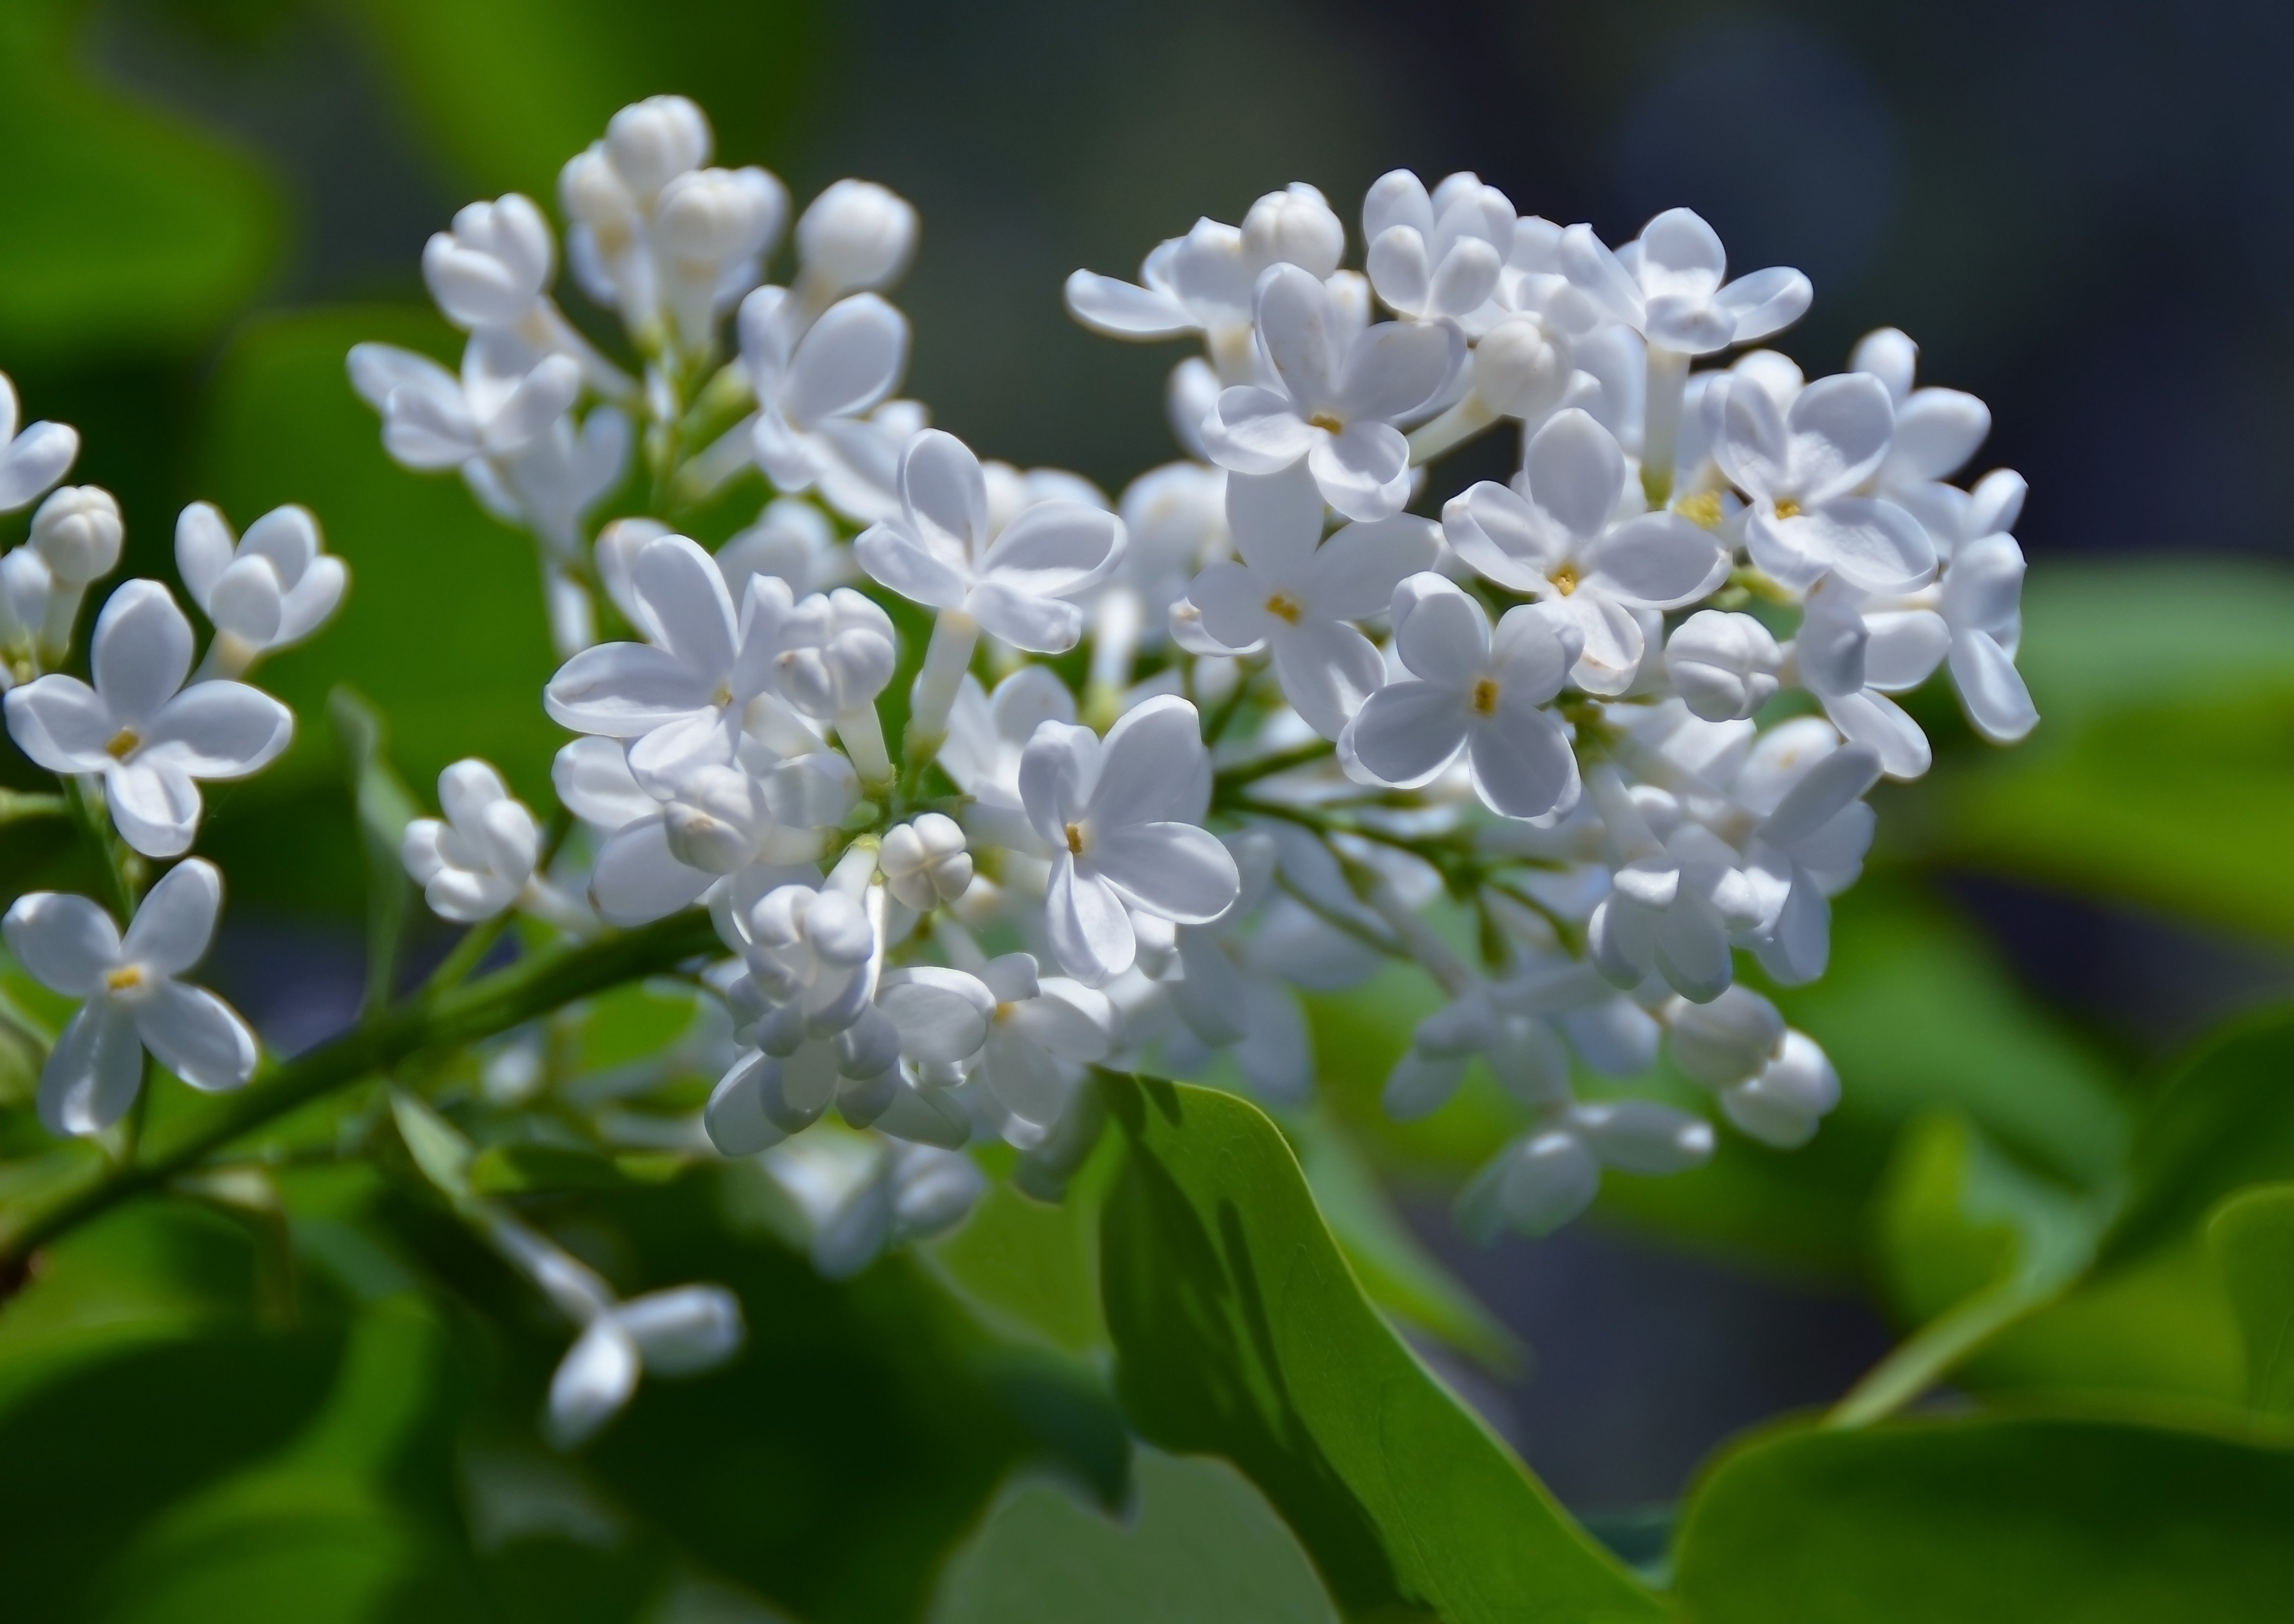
[4,858,258,1136]
[175,502,349,679]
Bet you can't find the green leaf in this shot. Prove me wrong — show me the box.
[328,688,421,1014]
[1915,559,2294,940]
[193,304,567,915]
[350,0,820,199]
[1834,1111,2103,1425]
[2208,1183,2294,1417]
[1097,1072,1661,1623]
[0,0,280,358]
[1672,1412,2294,1622]
[467,1143,646,1196]
[2104,1007,2294,1265]
[1288,1109,1523,1376]
[935,1446,1340,1624]
[84,1296,489,1624]
[927,1159,1109,1356]
[388,1090,475,1206]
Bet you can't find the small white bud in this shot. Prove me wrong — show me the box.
[1572,1099,1714,1175]
[561,145,641,234]
[1666,610,1782,722]
[1849,326,1917,403]
[796,180,919,296]
[656,167,786,270]
[663,765,773,874]
[1459,1129,1601,1241]
[1668,986,1785,1088]
[1242,183,1344,281]
[31,485,123,584]
[1471,315,1572,419]
[879,813,973,911]
[423,194,555,328]
[1719,1030,1840,1148]
[604,95,712,198]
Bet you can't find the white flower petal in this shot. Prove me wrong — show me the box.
[136,981,257,1092]
[782,294,908,426]
[1785,374,1896,504]
[704,1051,788,1156]
[1949,631,2039,744]
[1306,420,1410,522]
[4,892,121,995]
[899,429,989,560]
[966,581,1083,653]
[1442,479,1558,594]
[1093,822,1240,925]
[552,737,660,831]
[140,683,294,778]
[104,761,202,859]
[854,518,971,609]
[1820,689,1931,780]
[1344,680,1468,788]
[1201,386,1315,475]
[4,676,112,772]
[979,500,1123,600]
[1224,458,1324,583]
[1523,409,1626,541]
[1305,514,1439,620]
[1046,856,1135,984]
[878,967,995,1063]
[92,580,194,728]
[121,857,222,975]
[1063,269,1196,337]
[174,502,237,608]
[548,1318,642,1449]
[590,817,713,925]
[1588,513,1729,608]
[631,536,738,677]
[39,1001,145,1137]
[1391,571,1490,687]
[1271,618,1386,740]
[1890,388,1990,483]
[545,642,716,735]
[1468,705,1580,820]
[616,1285,746,1376]
[1253,265,1342,406]
[1334,317,1458,422]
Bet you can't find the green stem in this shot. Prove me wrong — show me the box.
[0,788,67,825]
[1199,661,1261,747]
[67,777,138,920]
[0,909,723,1274]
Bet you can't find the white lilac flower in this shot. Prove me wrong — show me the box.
[879,814,973,911]
[3,859,257,1136]
[745,1132,983,1280]
[1361,169,1510,323]
[1731,729,1882,984]
[587,752,853,926]
[1064,183,1346,384]
[1383,980,1572,1122]
[1340,573,1582,821]
[955,950,1118,1130]
[1201,265,1460,522]
[4,580,293,858]
[347,336,629,560]
[1713,372,1935,596]
[0,371,79,515]
[1791,573,1941,779]
[402,760,545,924]
[174,503,348,680]
[545,533,787,791]
[741,289,911,516]
[787,180,920,327]
[1442,408,1729,693]
[1848,326,1996,555]
[1018,694,1241,985]
[855,429,1124,654]
[1458,1099,1714,1241]
[1583,767,1765,1004]
[1186,458,1437,737]
[762,584,897,784]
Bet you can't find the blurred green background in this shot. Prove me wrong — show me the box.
[5,0,2294,1617]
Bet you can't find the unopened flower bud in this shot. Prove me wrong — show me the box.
[1666,610,1782,722]
[1242,183,1344,280]
[561,145,641,235]
[1458,1128,1600,1242]
[605,94,712,198]
[797,180,919,296]
[879,814,973,910]
[1471,315,1572,419]
[1719,1030,1839,1148]
[1572,1099,1714,1175]
[423,194,555,328]
[663,765,773,874]
[31,485,122,584]
[656,167,787,270]
[1667,985,1785,1087]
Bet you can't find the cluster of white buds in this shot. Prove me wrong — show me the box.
[322,112,2045,1270]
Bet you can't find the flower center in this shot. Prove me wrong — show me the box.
[1674,491,1724,529]
[1264,592,1303,624]
[1307,411,1345,434]
[994,1001,1017,1024]
[105,727,140,761]
[1773,496,1802,521]
[713,681,734,707]
[1064,822,1085,856]
[1549,563,1580,597]
[104,964,146,993]
[1470,677,1501,715]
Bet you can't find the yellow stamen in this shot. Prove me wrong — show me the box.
[994,1002,1017,1024]
[1470,677,1501,716]
[1064,822,1085,856]
[1674,490,1724,529]
[713,681,734,707]
[105,728,140,761]
[1308,411,1345,434]
[1265,592,1303,624]
[1773,496,1802,521]
[1549,563,1581,597]
[104,965,145,993]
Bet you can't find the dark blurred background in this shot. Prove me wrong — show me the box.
[9,0,2293,1511]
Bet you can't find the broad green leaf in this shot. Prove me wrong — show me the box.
[350,0,819,199]
[1833,1111,2102,1425]
[329,688,421,1014]
[85,1296,488,1624]
[1288,1109,1523,1376]
[0,0,280,358]
[927,1162,1108,1356]
[194,304,566,915]
[2208,1183,2294,1417]
[1097,1072,1661,1623]
[1915,559,2294,940]
[1672,1412,2294,1622]
[934,1447,1339,1624]
[2104,1006,2294,1264]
